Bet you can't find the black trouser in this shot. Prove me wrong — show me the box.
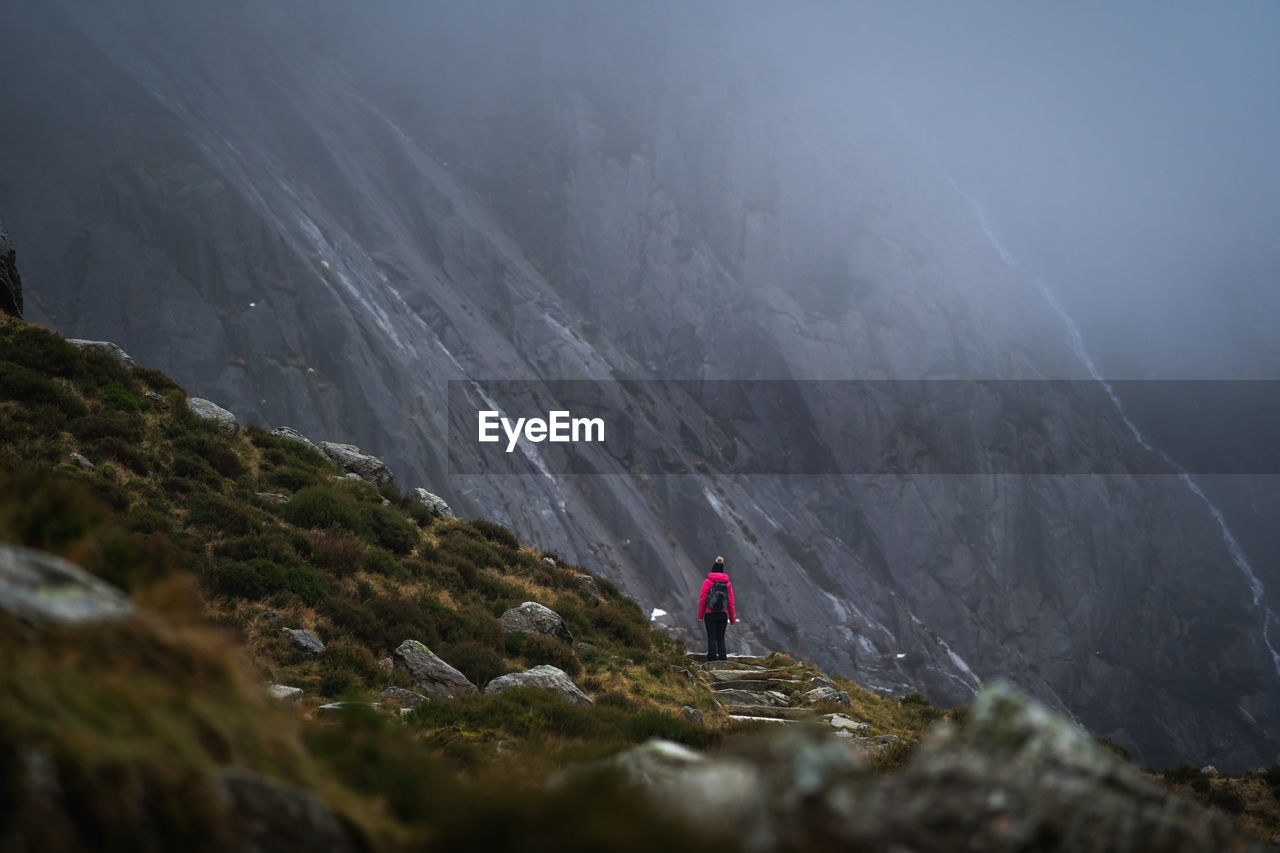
[704,613,729,661]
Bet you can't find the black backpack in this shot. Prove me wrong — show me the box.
[707,580,729,614]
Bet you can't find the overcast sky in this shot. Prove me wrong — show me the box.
[839,1,1280,377]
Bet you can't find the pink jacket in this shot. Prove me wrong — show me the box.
[697,571,736,623]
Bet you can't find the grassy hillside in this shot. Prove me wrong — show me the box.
[3,312,1275,848]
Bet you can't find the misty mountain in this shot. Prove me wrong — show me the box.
[2,0,1278,769]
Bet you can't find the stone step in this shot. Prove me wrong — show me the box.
[701,668,800,683]
[710,679,806,692]
[712,688,791,707]
[728,714,796,724]
[718,705,825,721]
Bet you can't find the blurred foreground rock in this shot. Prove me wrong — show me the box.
[593,682,1262,852]
[0,543,133,625]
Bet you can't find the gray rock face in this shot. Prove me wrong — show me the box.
[377,686,429,710]
[319,442,393,485]
[499,601,573,645]
[186,397,240,436]
[596,683,1262,853]
[270,426,318,451]
[4,3,1277,768]
[412,488,454,519]
[393,639,476,698]
[0,226,22,317]
[67,339,135,367]
[0,543,133,625]
[484,665,592,706]
[280,628,325,656]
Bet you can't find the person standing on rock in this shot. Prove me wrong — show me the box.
[697,556,736,661]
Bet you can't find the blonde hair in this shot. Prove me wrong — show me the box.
[715,556,724,564]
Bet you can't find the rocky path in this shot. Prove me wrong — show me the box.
[683,654,907,754]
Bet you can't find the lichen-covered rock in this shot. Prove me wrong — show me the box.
[67,339,136,367]
[484,664,592,706]
[377,687,429,710]
[281,628,325,656]
[0,543,133,625]
[319,442,393,485]
[393,639,476,698]
[0,227,23,318]
[270,426,317,451]
[186,397,240,435]
[412,487,454,519]
[499,601,573,645]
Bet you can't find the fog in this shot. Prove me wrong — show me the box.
[842,2,1280,379]
[328,0,1280,378]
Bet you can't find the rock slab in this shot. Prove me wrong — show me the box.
[484,664,592,706]
[393,639,476,698]
[0,543,133,625]
[499,601,574,645]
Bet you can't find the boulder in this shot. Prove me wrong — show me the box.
[218,768,367,853]
[144,390,169,408]
[67,339,136,367]
[377,687,429,710]
[680,705,703,724]
[281,628,325,656]
[393,639,476,698]
[255,492,291,504]
[828,714,870,734]
[575,573,602,599]
[67,452,95,472]
[186,397,240,436]
[0,543,133,625]
[412,487,455,519]
[499,601,573,645]
[810,676,836,690]
[270,426,318,451]
[318,442,393,485]
[484,665,592,706]
[0,227,22,318]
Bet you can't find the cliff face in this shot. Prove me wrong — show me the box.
[0,0,1276,767]
[0,227,21,318]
